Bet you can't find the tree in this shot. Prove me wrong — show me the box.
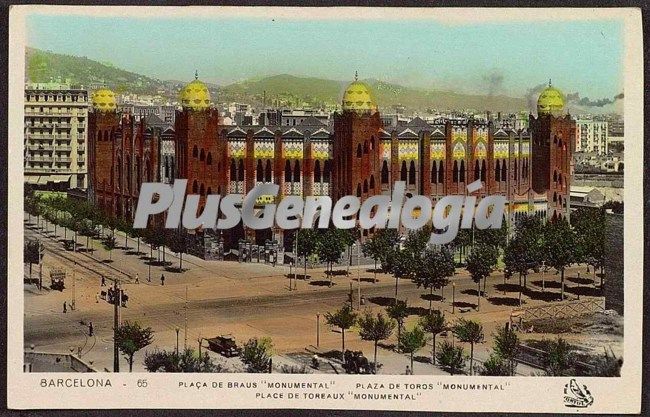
[241,337,274,373]
[418,310,446,365]
[389,250,416,301]
[144,348,222,372]
[317,229,348,285]
[479,353,511,376]
[362,229,400,282]
[492,324,519,376]
[452,318,484,375]
[166,230,188,271]
[325,304,357,362]
[436,340,465,375]
[116,217,133,250]
[465,243,498,311]
[543,218,577,300]
[294,229,320,281]
[114,321,154,372]
[398,325,427,373]
[504,216,544,305]
[357,311,396,371]
[413,246,455,311]
[544,337,574,376]
[103,234,117,261]
[386,299,409,350]
[572,207,607,287]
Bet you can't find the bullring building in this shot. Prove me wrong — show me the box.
[88,75,575,256]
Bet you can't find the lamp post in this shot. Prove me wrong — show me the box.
[289,261,293,291]
[541,260,546,292]
[452,282,456,314]
[175,327,180,355]
[356,243,361,309]
[316,313,320,348]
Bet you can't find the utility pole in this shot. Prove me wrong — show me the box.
[357,243,361,309]
[113,279,120,372]
[38,240,42,291]
[71,267,76,311]
[184,285,188,350]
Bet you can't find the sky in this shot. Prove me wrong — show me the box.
[26,12,624,100]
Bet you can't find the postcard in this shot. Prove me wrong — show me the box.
[6,5,643,413]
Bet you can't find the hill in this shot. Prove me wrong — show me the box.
[25,48,528,112]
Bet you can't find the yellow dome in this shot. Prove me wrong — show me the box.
[91,88,117,112]
[180,77,211,110]
[342,79,377,114]
[537,82,565,116]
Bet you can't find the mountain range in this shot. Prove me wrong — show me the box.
[26,47,529,112]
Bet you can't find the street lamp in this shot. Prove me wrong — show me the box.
[289,261,293,291]
[175,327,180,355]
[541,260,546,292]
[316,313,320,348]
[452,282,456,314]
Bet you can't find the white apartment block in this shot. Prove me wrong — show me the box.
[24,83,89,189]
[575,118,609,155]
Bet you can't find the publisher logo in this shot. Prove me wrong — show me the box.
[563,379,593,408]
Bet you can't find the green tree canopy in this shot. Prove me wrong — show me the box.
[115,321,154,372]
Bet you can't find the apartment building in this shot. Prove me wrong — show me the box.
[24,82,89,190]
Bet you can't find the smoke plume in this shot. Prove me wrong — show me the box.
[566,92,624,107]
[482,71,505,97]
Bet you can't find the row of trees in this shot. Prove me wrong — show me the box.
[25,193,191,271]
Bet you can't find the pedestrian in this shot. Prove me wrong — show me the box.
[161,274,165,286]
[405,365,412,375]
[101,276,106,286]
[135,273,139,284]
[63,301,67,314]
[95,293,99,303]
[88,321,94,336]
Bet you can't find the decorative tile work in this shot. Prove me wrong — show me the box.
[474,142,487,159]
[398,140,419,161]
[312,141,332,160]
[521,141,530,157]
[430,141,445,160]
[381,140,391,159]
[283,140,303,160]
[228,140,245,158]
[494,141,509,159]
[452,142,465,160]
[254,140,274,159]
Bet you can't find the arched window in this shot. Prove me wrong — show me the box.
[206,152,212,165]
[323,160,331,182]
[285,160,292,182]
[501,159,507,180]
[200,183,205,195]
[104,130,109,141]
[356,183,362,197]
[314,160,322,183]
[357,144,362,158]
[192,146,198,158]
[364,141,369,154]
[431,162,437,184]
[438,161,444,183]
[480,160,486,182]
[474,160,480,181]
[553,192,557,202]
[294,160,301,182]
[238,160,244,181]
[265,160,272,182]
[453,160,459,183]
[495,160,501,182]
[381,161,389,184]
[200,149,205,161]
[207,187,212,195]
[558,173,563,186]
[459,160,465,182]
[370,175,375,189]
[256,159,264,182]
[230,159,237,180]
[401,161,407,181]
[409,161,416,185]
[370,136,375,151]
[553,170,557,183]
[363,180,368,193]
[192,180,198,193]
[125,158,131,192]
[514,160,518,180]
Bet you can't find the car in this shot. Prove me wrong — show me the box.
[205,335,241,357]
